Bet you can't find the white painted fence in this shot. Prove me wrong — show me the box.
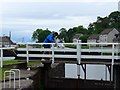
[0,47,15,68]
[17,43,120,65]
[14,42,117,82]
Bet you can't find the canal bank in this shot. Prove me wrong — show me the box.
[2,60,119,90]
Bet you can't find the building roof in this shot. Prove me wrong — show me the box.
[73,33,83,39]
[88,34,99,40]
[100,28,118,35]
[0,36,15,45]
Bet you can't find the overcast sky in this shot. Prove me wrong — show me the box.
[0,0,119,42]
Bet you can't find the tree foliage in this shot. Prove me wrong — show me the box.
[32,28,51,42]
[108,11,120,29]
[88,11,120,34]
[67,25,88,42]
[32,11,120,43]
[58,28,69,42]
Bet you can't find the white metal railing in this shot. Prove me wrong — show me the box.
[0,47,15,68]
[4,70,16,89]
[4,69,20,89]
[10,69,20,88]
[17,43,120,64]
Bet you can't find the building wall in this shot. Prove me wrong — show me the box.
[0,36,15,47]
[99,35,108,43]
[99,29,119,43]
[87,39,97,43]
[107,29,119,43]
[73,39,81,43]
[87,39,97,46]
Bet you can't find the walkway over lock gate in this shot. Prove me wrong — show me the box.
[16,42,120,82]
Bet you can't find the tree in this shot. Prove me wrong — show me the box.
[88,23,95,34]
[93,17,110,34]
[67,25,87,42]
[32,28,51,42]
[79,35,88,43]
[58,28,69,42]
[108,11,120,29]
[32,11,120,43]
[32,29,43,42]
[89,11,120,34]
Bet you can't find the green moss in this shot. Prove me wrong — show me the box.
[81,46,89,49]
[0,68,11,81]
[65,45,76,48]
[65,45,90,49]
[3,60,23,65]
[27,61,42,67]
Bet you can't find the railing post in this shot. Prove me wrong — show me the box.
[116,43,119,58]
[52,43,54,64]
[77,43,81,79]
[105,65,107,81]
[26,44,29,63]
[111,43,115,81]
[77,43,81,64]
[0,48,3,68]
[101,44,103,56]
[10,69,20,88]
[4,71,16,89]
[77,64,80,79]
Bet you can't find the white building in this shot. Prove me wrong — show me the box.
[0,36,16,47]
[98,28,119,43]
[118,1,120,11]
[73,33,83,43]
[87,34,99,44]
[87,34,99,46]
[87,28,119,45]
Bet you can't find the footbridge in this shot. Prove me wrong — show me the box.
[16,42,120,83]
[16,42,120,64]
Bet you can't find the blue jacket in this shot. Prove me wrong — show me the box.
[43,34,55,47]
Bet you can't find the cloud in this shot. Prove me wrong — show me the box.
[1,0,119,3]
[1,0,119,42]
[1,1,117,31]
[2,15,96,41]
[3,16,96,28]
[0,4,2,35]
[2,2,117,20]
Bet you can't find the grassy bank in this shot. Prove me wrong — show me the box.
[3,60,23,65]
[27,61,42,67]
[0,60,42,81]
[0,68,11,81]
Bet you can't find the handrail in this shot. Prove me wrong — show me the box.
[4,70,16,89]
[0,47,15,68]
[4,69,20,89]
[16,42,120,64]
[17,42,119,45]
[10,69,20,88]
